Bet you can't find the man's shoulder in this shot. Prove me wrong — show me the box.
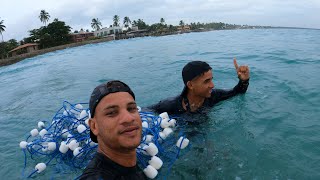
[79,169,114,180]
[147,95,182,114]
[79,153,116,180]
[162,95,181,103]
[79,153,147,180]
[79,165,147,180]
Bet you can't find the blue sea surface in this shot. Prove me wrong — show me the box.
[0,29,320,179]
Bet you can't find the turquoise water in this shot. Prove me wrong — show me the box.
[1,29,320,179]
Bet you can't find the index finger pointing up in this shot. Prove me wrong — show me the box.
[233,58,239,70]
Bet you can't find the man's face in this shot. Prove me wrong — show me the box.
[190,70,214,98]
[90,92,142,152]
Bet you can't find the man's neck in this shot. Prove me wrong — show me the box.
[98,145,136,167]
[184,92,205,112]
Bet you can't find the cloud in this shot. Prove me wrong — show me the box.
[1,0,319,41]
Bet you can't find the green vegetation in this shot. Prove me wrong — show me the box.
[189,22,226,30]
[39,10,50,26]
[123,16,131,28]
[0,39,18,59]
[132,19,149,29]
[91,18,102,31]
[160,18,165,25]
[0,18,5,42]
[0,11,273,60]
[24,18,71,49]
[113,15,120,27]
[179,20,185,26]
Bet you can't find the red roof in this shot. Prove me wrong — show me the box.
[9,43,39,53]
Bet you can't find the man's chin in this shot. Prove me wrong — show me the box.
[122,143,140,150]
[121,138,141,150]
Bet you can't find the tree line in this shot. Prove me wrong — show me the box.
[1,10,245,59]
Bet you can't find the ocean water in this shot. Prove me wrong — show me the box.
[0,28,319,179]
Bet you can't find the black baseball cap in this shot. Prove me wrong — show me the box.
[181,61,212,95]
[89,80,135,143]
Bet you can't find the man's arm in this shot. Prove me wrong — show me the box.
[210,79,249,104]
[145,102,162,113]
[145,96,183,115]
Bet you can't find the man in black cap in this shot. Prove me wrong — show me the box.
[148,59,249,118]
[80,80,147,180]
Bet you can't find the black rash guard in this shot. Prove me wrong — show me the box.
[79,152,147,180]
[147,80,249,122]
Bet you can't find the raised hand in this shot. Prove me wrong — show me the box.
[233,58,250,81]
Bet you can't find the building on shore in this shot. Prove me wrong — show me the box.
[8,43,39,57]
[177,25,191,33]
[94,26,123,38]
[125,29,149,38]
[131,26,139,31]
[70,30,94,42]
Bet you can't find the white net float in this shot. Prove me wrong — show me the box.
[30,129,39,137]
[176,137,189,149]
[143,165,158,179]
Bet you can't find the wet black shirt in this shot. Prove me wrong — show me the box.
[147,80,249,123]
[79,152,147,180]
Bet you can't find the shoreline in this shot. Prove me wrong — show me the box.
[1,27,316,67]
[0,36,114,67]
[0,29,219,67]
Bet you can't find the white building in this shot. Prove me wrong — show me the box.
[132,26,139,31]
[94,26,123,37]
[122,26,138,32]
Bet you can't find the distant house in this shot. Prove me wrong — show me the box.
[177,25,191,32]
[184,25,191,31]
[131,26,139,31]
[70,30,94,42]
[9,43,39,57]
[122,26,138,33]
[126,29,149,37]
[94,26,123,37]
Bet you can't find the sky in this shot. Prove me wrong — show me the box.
[1,0,320,41]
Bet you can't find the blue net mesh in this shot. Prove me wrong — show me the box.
[20,101,190,179]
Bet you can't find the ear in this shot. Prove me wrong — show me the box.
[186,81,193,90]
[89,118,99,136]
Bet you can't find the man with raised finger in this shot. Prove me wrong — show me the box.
[148,59,250,121]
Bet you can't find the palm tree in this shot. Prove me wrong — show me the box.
[0,18,5,42]
[160,18,165,25]
[91,18,102,31]
[123,16,131,28]
[179,20,185,27]
[39,10,50,26]
[113,15,120,27]
[132,20,137,27]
